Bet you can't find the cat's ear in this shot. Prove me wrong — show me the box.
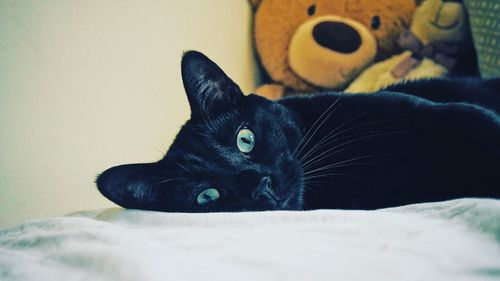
[96,163,164,210]
[181,51,244,119]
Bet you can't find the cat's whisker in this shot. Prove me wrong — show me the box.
[302,184,321,196]
[303,156,379,176]
[303,160,374,174]
[301,146,354,171]
[304,179,345,186]
[304,169,368,182]
[156,177,185,184]
[304,173,347,181]
[299,117,402,164]
[294,97,342,158]
[301,142,370,170]
[299,117,400,163]
[168,159,193,173]
[300,132,378,169]
[193,128,212,139]
[303,179,342,193]
[302,180,328,193]
[293,97,342,158]
[300,131,403,170]
[300,133,382,171]
[298,112,370,162]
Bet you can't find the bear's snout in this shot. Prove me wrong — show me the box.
[288,15,377,89]
[313,21,362,54]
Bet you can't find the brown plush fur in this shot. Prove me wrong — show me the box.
[250,0,417,97]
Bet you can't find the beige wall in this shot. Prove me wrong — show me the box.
[0,0,257,227]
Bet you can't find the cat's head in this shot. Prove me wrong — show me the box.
[97,51,305,212]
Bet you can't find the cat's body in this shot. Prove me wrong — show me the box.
[97,51,499,212]
[280,83,499,209]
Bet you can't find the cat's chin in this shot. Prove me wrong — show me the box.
[236,203,301,212]
[273,184,305,211]
[259,196,302,211]
[279,196,303,210]
[229,185,304,212]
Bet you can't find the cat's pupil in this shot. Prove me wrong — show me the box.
[197,188,220,205]
[237,128,255,153]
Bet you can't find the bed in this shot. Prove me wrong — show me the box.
[1,198,499,281]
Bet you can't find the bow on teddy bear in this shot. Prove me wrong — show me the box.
[346,0,474,93]
[392,29,461,78]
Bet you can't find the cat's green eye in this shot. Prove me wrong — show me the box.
[237,128,255,153]
[196,188,220,205]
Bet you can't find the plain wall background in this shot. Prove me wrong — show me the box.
[0,0,258,227]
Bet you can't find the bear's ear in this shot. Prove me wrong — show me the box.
[248,0,262,10]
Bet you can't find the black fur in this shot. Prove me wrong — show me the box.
[97,51,500,212]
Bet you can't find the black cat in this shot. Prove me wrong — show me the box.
[97,51,500,212]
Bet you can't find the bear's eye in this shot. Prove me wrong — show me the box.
[371,15,381,30]
[307,4,316,16]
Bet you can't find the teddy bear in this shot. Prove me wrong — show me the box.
[345,0,472,93]
[248,0,418,99]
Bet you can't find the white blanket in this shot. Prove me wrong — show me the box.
[1,199,500,281]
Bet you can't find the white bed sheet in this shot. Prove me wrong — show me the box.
[1,198,499,281]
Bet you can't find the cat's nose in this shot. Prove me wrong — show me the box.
[237,170,278,204]
[251,176,278,204]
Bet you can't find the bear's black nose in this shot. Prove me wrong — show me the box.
[313,21,362,54]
